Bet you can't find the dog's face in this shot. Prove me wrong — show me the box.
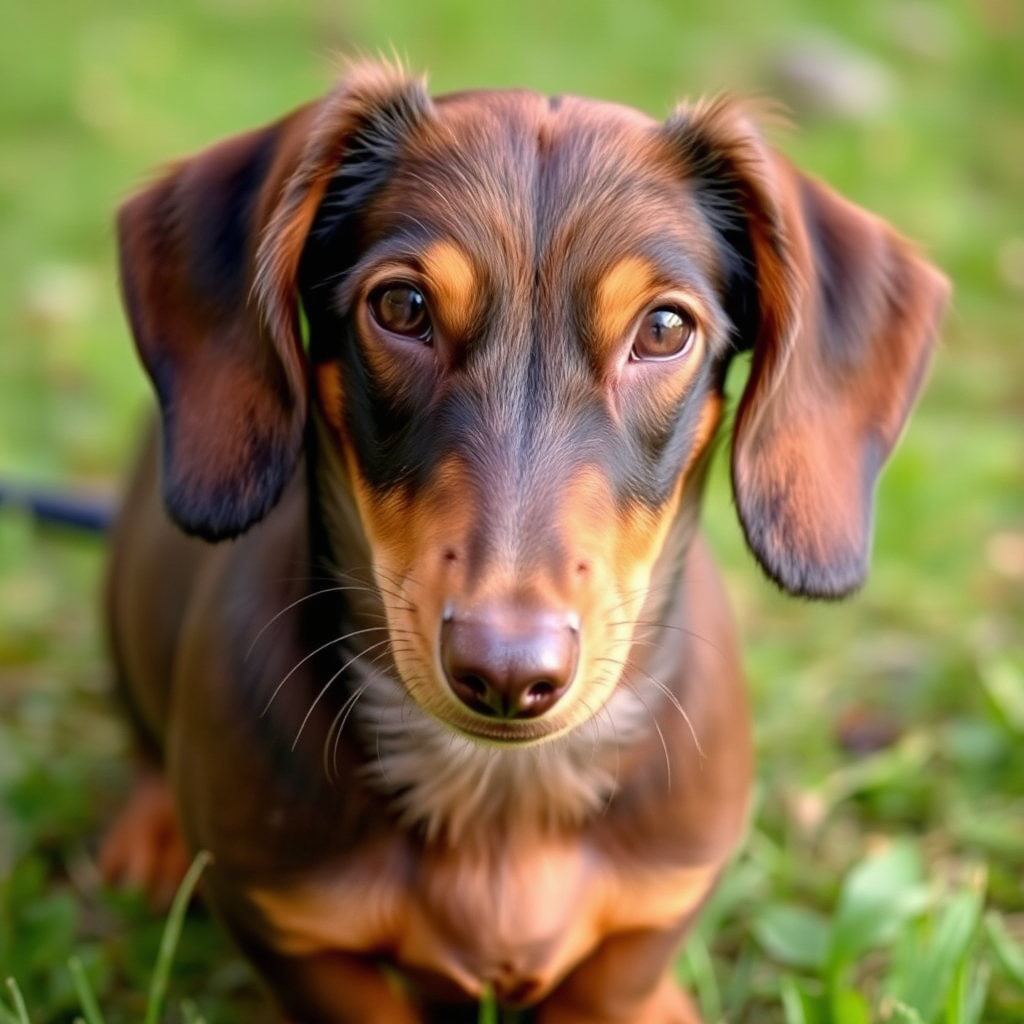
[299,91,733,745]
[117,63,948,750]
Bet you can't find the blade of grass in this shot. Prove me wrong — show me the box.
[680,936,722,1024]
[68,956,106,1024]
[780,976,809,1024]
[830,986,871,1024]
[143,851,213,1024]
[897,877,984,1022]
[947,959,990,1024]
[180,1000,207,1024]
[985,911,1024,989]
[477,984,498,1024]
[3,980,29,1024]
[889,1002,926,1023]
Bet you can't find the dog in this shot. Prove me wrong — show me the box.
[100,61,948,1023]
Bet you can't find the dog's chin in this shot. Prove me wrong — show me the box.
[409,688,592,748]
[442,715,569,749]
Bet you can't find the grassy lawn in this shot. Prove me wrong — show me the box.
[1,1,1022,1021]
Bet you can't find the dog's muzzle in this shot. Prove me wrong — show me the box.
[439,604,580,720]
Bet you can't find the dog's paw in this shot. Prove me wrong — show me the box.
[657,983,703,1024]
[99,769,192,909]
[536,979,703,1024]
[628,985,703,1024]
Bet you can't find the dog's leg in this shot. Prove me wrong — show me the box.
[420,999,489,1024]
[534,926,702,1024]
[234,943,425,1024]
[538,976,700,1024]
[99,762,191,909]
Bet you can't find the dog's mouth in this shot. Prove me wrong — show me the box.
[369,580,643,753]
[441,713,569,748]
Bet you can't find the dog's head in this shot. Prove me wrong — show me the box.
[118,62,947,750]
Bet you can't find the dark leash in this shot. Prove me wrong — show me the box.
[0,481,114,534]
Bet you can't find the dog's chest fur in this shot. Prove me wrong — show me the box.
[246,669,718,1002]
[352,670,656,844]
[247,828,716,1002]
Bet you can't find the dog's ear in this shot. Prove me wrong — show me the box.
[117,63,434,540]
[665,100,949,598]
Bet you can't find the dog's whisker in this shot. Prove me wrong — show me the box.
[375,708,390,785]
[595,655,705,760]
[604,619,721,656]
[601,582,676,618]
[577,695,603,770]
[325,646,415,779]
[590,682,623,818]
[293,638,398,750]
[620,678,673,792]
[324,678,375,782]
[605,635,672,653]
[261,626,393,717]
[333,571,415,609]
[246,585,391,659]
[367,674,433,785]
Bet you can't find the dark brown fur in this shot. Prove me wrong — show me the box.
[103,62,948,1023]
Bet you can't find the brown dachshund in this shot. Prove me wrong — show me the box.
[101,61,948,1023]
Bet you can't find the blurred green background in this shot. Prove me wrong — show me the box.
[1,1,1022,1022]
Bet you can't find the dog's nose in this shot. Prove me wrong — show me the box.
[440,607,578,720]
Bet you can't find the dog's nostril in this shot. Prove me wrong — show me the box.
[440,608,579,721]
[457,673,489,700]
[526,679,556,703]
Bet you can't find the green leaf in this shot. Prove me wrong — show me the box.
[22,892,78,974]
[814,735,934,809]
[893,880,984,1022]
[830,986,871,1024]
[180,1001,207,1024]
[753,904,831,971]
[985,912,1024,990]
[979,653,1024,735]
[678,935,721,1024]
[888,1001,925,1023]
[828,842,930,974]
[780,976,809,1024]
[778,974,827,1024]
[947,959,990,1024]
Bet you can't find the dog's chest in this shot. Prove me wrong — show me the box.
[399,837,600,1002]
[248,834,717,1003]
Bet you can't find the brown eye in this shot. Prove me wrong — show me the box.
[631,306,697,361]
[368,283,432,342]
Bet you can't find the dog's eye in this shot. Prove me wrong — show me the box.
[631,307,697,362]
[368,284,432,342]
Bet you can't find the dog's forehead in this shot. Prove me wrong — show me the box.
[434,87,657,133]
[368,88,716,282]
[426,88,677,213]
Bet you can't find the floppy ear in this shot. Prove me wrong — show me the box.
[666,101,949,598]
[117,62,434,540]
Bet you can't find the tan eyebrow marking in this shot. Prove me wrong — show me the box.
[422,240,478,337]
[594,256,659,353]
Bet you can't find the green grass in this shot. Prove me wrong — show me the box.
[1,0,1022,1021]
[1,852,209,1024]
